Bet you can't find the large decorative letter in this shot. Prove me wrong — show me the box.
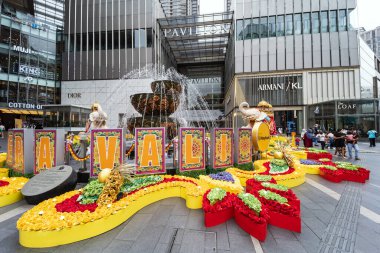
[179,128,205,172]
[212,128,234,169]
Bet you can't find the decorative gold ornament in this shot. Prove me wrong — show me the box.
[97,168,124,206]
[273,151,284,159]
[98,168,112,183]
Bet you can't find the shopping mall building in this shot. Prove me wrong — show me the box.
[60,0,380,135]
[0,0,64,129]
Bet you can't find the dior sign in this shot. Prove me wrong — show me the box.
[258,82,303,91]
[164,24,230,38]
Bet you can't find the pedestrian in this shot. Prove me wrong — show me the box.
[316,131,326,150]
[346,130,360,160]
[327,131,335,149]
[295,136,301,147]
[367,129,377,147]
[0,123,4,139]
[303,129,314,148]
[286,127,290,137]
[301,128,307,139]
[334,129,346,158]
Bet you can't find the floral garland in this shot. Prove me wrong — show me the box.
[0,177,29,196]
[66,135,90,162]
[125,144,135,157]
[17,176,207,232]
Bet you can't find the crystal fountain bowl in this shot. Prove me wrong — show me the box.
[127,116,179,140]
[150,80,182,94]
[130,93,180,116]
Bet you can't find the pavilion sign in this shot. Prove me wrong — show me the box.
[164,24,230,38]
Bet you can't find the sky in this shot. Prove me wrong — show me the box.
[199,0,380,31]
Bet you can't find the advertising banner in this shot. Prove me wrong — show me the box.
[90,129,123,177]
[34,130,56,174]
[211,128,234,169]
[135,128,165,175]
[235,128,252,164]
[179,128,205,172]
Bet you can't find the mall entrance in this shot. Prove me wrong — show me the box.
[273,108,304,135]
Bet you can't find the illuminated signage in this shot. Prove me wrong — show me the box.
[19,64,41,76]
[8,102,43,110]
[338,102,357,110]
[258,82,303,91]
[164,24,230,37]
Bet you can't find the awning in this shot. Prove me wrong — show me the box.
[0,108,44,115]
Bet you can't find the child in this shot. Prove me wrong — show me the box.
[295,137,301,147]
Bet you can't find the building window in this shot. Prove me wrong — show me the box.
[285,14,293,36]
[339,10,347,31]
[252,18,260,39]
[268,16,276,37]
[276,15,285,36]
[294,14,302,35]
[244,18,252,39]
[260,17,268,38]
[321,11,329,33]
[147,28,153,47]
[236,19,244,40]
[134,29,146,48]
[330,10,338,32]
[312,12,320,33]
[0,26,10,45]
[303,13,311,34]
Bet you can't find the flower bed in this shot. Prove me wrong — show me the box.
[17,175,207,248]
[0,177,29,207]
[255,190,301,232]
[319,166,343,183]
[306,151,332,160]
[0,168,9,178]
[199,172,243,194]
[297,159,324,175]
[234,193,269,241]
[225,167,268,186]
[0,153,6,167]
[203,188,235,227]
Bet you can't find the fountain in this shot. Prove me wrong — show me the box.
[120,65,218,140]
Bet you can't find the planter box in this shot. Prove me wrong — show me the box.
[268,210,301,233]
[234,209,267,241]
[340,172,367,184]
[204,207,234,227]
[319,170,343,183]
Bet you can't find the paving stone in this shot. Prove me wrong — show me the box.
[273,239,308,253]
[178,230,216,253]
[128,226,165,253]
[302,217,327,239]
[115,213,153,241]
[158,227,177,244]
[227,233,255,253]
[295,222,321,253]
[225,219,247,236]
[167,215,188,228]
[153,243,169,253]
[102,240,134,253]
[171,200,190,216]
[149,205,175,227]
[269,226,298,241]
[185,210,205,231]
[138,202,161,214]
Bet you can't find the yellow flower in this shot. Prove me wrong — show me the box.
[0,177,29,196]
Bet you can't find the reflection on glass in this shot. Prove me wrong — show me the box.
[303,13,311,34]
[285,15,293,35]
[294,14,302,35]
[321,11,329,33]
[268,16,276,37]
[260,17,268,38]
[312,12,320,33]
[330,10,337,32]
[339,10,347,31]
[276,15,285,36]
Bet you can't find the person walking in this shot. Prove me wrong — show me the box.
[0,123,4,139]
[346,130,360,160]
[316,131,326,150]
[367,129,377,147]
[334,129,346,158]
[327,131,335,149]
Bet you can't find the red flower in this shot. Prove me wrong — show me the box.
[0,180,10,187]
[55,194,98,213]
[233,197,269,224]
[202,190,235,213]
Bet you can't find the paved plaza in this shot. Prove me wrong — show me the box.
[0,137,380,253]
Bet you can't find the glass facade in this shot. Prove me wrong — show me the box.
[0,8,61,107]
[236,9,353,40]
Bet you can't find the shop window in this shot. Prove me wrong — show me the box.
[9,54,19,75]
[76,34,81,51]
[303,13,311,34]
[100,31,106,50]
[88,32,93,51]
[38,85,47,104]
[81,33,87,51]
[339,10,347,31]
[94,32,100,50]
[10,28,20,46]
[27,83,37,104]
[276,15,285,36]
[236,19,244,40]
[312,12,320,34]
[119,30,125,49]
[252,18,260,39]
[260,17,268,38]
[321,11,329,33]
[268,16,276,37]
[330,10,338,32]
[21,33,28,47]
[8,82,17,102]
[113,30,119,50]
[107,31,112,50]
[285,15,293,36]
[19,83,27,103]
[0,26,10,44]
[294,14,302,35]
[0,51,9,73]
[0,81,7,102]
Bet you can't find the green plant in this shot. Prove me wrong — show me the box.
[258,190,288,204]
[238,193,262,216]
[207,188,227,205]
[253,174,273,182]
[234,163,253,171]
[261,182,288,191]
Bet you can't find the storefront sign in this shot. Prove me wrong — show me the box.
[19,64,41,77]
[90,129,123,177]
[211,128,234,169]
[189,77,222,84]
[235,129,252,164]
[67,93,82,99]
[338,102,357,110]
[34,130,56,174]
[135,128,165,175]
[179,128,205,172]
[164,24,230,38]
[6,130,14,166]
[8,102,43,110]
[258,82,303,91]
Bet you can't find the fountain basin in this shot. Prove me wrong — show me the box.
[127,116,178,140]
[151,80,182,94]
[130,93,179,116]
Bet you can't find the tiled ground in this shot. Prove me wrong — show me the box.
[1,137,380,253]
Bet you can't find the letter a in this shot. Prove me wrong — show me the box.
[37,137,52,169]
[185,134,200,165]
[220,134,228,162]
[96,136,118,169]
[140,134,160,167]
